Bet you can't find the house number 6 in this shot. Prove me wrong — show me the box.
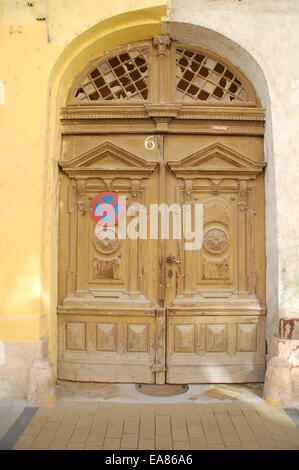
[145,135,155,151]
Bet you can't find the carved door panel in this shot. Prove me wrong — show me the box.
[58,135,161,383]
[164,135,266,383]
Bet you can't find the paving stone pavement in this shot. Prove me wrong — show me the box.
[0,398,31,441]
[5,401,299,450]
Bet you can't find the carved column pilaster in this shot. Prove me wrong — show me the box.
[238,180,248,296]
[67,179,78,296]
[210,179,222,196]
[131,179,141,201]
[238,180,248,211]
[76,179,86,215]
[247,181,257,296]
[183,179,194,292]
[184,179,193,204]
[153,34,171,103]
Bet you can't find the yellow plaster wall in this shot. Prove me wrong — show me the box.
[0,23,60,342]
[0,1,166,364]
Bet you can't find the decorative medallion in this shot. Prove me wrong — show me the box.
[204,228,228,254]
[94,226,119,255]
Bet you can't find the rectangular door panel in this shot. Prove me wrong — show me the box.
[166,314,266,383]
[58,312,156,383]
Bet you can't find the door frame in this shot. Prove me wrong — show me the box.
[56,36,267,384]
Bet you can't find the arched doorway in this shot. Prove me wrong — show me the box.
[57,35,266,384]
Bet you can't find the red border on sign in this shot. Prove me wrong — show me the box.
[90,192,125,226]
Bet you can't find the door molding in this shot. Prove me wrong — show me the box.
[168,141,266,177]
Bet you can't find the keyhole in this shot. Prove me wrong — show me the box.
[168,268,173,279]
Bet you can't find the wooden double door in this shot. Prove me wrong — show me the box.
[58,131,266,384]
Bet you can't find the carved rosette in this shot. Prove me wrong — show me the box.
[94,227,120,255]
[204,228,228,254]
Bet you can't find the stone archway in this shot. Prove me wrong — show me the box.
[38,8,288,402]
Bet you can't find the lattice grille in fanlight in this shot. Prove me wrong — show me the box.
[74,47,149,102]
[176,48,250,103]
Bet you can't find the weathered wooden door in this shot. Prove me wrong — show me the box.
[58,135,161,383]
[163,135,266,383]
[57,37,266,383]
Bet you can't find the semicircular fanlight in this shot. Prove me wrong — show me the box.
[73,47,149,102]
[176,48,250,103]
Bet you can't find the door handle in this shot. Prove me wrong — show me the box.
[166,255,180,264]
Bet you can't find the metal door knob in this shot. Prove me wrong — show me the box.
[166,255,180,264]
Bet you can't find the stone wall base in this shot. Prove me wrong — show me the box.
[264,336,299,405]
[27,357,56,405]
[0,337,50,398]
